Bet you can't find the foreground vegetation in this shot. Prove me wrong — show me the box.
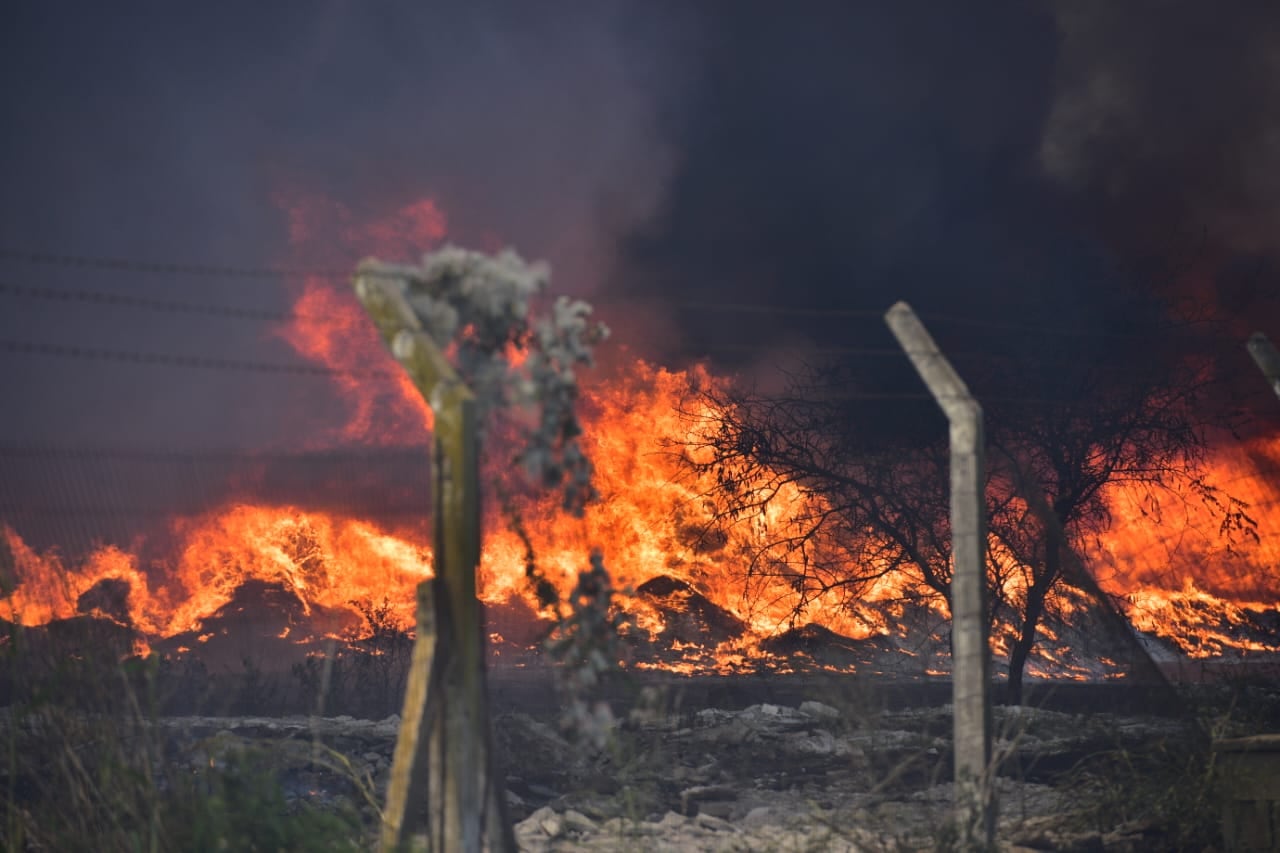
[3,608,1277,852]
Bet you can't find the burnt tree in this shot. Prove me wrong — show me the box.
[985,360,1221,702]
[682,305,1252,703]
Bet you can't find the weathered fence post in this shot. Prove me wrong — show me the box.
[1248,332,1280,402]
[354,275,514,852]
[885,301,994,849]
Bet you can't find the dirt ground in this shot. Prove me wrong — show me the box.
[144,670,1245,852]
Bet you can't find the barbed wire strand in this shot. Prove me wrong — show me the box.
[0,280,296,322]
[0,312,1194,377]
[0,339,395,378]
[0,339,1126,405]
[0,445,432,462]
[0,248,353,281]
[0,247,1212,339]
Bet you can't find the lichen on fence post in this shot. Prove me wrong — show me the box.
[353,247,608,851]
[355,272,511,852]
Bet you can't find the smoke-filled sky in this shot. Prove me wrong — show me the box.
[3,1,1279,450]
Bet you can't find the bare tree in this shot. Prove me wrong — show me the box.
[681,319,1255,703]
[984,354,1253,702]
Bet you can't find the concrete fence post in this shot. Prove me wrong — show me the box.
[885,301,994,849]
[1247,332,1280,402]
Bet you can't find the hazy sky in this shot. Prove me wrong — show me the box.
[3,2,1279,451]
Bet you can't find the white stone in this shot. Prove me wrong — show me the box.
[538,813,563,837]
[517,805,558,838]
[562,809,597,833]
[695,811,736,832]
[799,700,841,721]
[739,806,775,829]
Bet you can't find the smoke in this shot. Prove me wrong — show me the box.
[0,2,695,450]
[1040,3,1280,261]
[608,3,1097,368]
[602,2,1280,396]
[5,3,1278,448]
[1032,2,1280,425]
[253,1,694,299]
[0,448,431,560]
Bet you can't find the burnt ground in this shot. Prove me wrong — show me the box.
[35,668,1271,852]
[5,599,1280,849]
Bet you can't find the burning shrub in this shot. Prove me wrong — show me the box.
[679,324,1263,700]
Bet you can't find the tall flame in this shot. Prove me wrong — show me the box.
[269,190,449,446]
[2,510,431,638]
[1,193,1277,679]
[1092,434,1280,657]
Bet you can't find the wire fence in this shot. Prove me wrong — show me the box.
[2,245,1277,687]
[0,245,1220,338]
[0,445,432,556]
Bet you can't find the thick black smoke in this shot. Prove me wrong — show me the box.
[1037,2,1280,422]
[4,2,1279,522]
[609,3,1280,384]
[613,4,1080,364]
[1041,3,1280,271]
[0,1,690,451]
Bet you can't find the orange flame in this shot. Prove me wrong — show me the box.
[268,189,450,446]
[1090,434,1280,658]
[2,508,431,638]
[275,281,434,444]
[1,193,1278,680]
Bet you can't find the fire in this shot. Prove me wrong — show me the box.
[2,507,432,638]
[1,533,147,628]
[1089,434,1280,657]
[0,357,921,668]
[3,347,1278,675]
[275,281,434,445]
[1,192,1278,680]
[268,191,449,447]
[473,359,932,648]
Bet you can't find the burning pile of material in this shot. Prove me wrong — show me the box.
[2,355,1277,680]
[1,194,1278,683]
